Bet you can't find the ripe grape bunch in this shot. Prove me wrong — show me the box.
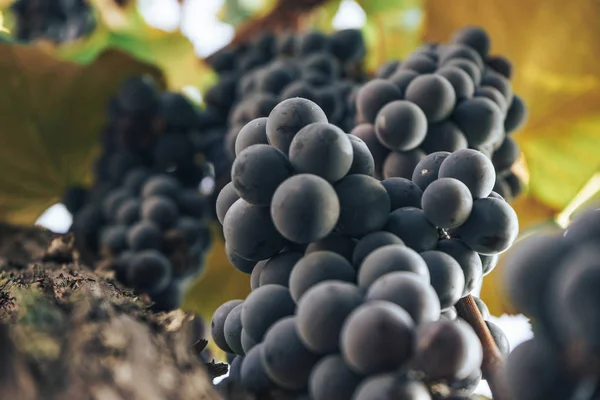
[504,208,600,400]
[354,26,527,200]
[68,76,222,311]
[205,29,367,159]
[11,0,96,43]
[211,97,517,399]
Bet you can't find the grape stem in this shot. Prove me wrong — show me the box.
[456,295,512,400]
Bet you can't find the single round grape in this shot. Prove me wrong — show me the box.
[225,244,256,274]
[474,86,508,114]
[380,177,423,211]
[266,97,328,154]
[351,123,390,176]
[486,55,512,79]
[439,43,484,70]
[177,189,207,219]
[231,144,293,206]
[347,135,375,176]
[224,199,286,260]
[452,97,503,146]
[216,182,240,225]
[241,329,258,354]
[259,251,303,287]
[103,188,132,220]
[289,251,356,302]
[224,303,245,355]
[452,26,490,58]
[472,296,490,319]
[356,79,402,124]
[504,94,528,134]
[374,100,427,151]
[116,198,140,226]
[414,319,483,380]
[296,281,363,354]
[141,175,181,200]
[366,271,441,325]
[383,149,426,179]
[228,355,243,382]
[235,117,269,156]
[270,174,340,244]
[305,232,356,263]
[308,354,362,400]
[388,69,419,97]
[436,66,475,100]
[352,231,404,269]
[404,74,456,123]
[240,344,273,394]
[211,299,244,353]
[422,178,473,229]
[99,225,128,255]
[128,250,172,295]
[141,195,179,230]
[296,30,330,55]
[384,207,439,253]
[127,220,162,251]
[481,71,513,104]
[437,239,483,296]
[492,136,520,174]
[454,198,519,255]
[329,28,365,61]
[241,284,296,342]
[400,53,438,74]
[375,60,400,79]
[438,148,496,199]
[421,250,465,308]
[261,316,320,391]
[358,244,430,288]
[411,151,451,191]
[289,122,353,182]
[341,301,415,374]
[486,320,510,357]
[250,260,266,290]
[353,375,432,400]
[564,208,600,246]
[174,216,204,247]
[334,174,391,237]
[302,52,340,79]
[256,65,295,95]
[443,58,482,86]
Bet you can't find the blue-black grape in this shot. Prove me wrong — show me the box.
[413,319,483,380]
[400,53,438,74]
[384,207,438,252]
[388,69,419,97]
[481,71,513,104]
[250,260,266,290]
[211,299,244,353]
[225,244,256,274]
[486,55,512,79]
[474,86,508,114]
[420,250,466,309]
[241,284,296,341]
[308,354,362,400]
[296,281,363,354]
[451,26,490,58]
[472,296,490,319]
[305,232,356,263]
[437,239,483,296]
[435,65,475,100]
[504,94,528,134]
[128,250,172,295]
[231,144,293,206]
[352,231,404,269]
[492,136,520,174]
[259,251,303,287]
[380,177,423,211]
[421,178,473,229]
[289,251,356,302]
[451,97,503,146]
[356,79,402,124]
[404,74,456,123]
[376,60,400,79]
[351,123,390,177]
[289,122,353,182]
[453,197,519,255]
[234,117,269,156]
[352,375,432,400]
[411,151,451,191]
[141,175,181,200]
[177,189,207,219]
[347,135,375,176]
[141,195,179,230]
[270,174,340,244]
[224,199,286,260]
[334,174,391,237]
[239,344,273,393]
[439,43,484,70]
[366,271,441,325]
[241,329,257,354]
[127,220,162,251]
[438,148,496,199]
[383,149,426,179]
[99,225,128,255]
[115,198,140,225]
[228,355,243,382]
[266,98,328,154]
[374,100,427,151]
[216,182,240,225]
[224,303,245,355]
[261,316,320,391]
[480,252,499,276]
[103,188,132,220]
[340,301,415,374]
[357,244,430,288]
[443,58,482,86]
[329,28,365,62]
[485,320,510,357]
[123,167,151,195]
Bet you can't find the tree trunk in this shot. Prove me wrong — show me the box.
[0,223,224,400]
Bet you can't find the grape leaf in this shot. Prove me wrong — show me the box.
[0,42,164,224]
[218,0,277,27]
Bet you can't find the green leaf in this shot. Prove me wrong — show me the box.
[217,0,277,27]
[0,43,164,224]
[356,0,409,15]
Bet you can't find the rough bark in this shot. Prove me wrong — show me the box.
[0,223,225,400]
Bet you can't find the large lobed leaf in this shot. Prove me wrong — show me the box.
[0,43,164,224]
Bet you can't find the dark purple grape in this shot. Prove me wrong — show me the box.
[250,260,267,290]
[99,225,128,255]
[141,195,179,230]
[351,123,390,177]
[235,117,269,156]
[240,344,273,393]
[492,136,520,174]
[486,55,512,79]
[439,43,484,69]
[438,148,496,199]
[451,26,490,58]
[216,182,240,225]
[347,135,375,176]
[421,250,465,308]
[474,86,508,114]
[308,354,362,400]
[141,175,181,200]
[383,149,426,180]
[443,58,482,86]
[400,53,438,74]
[225,244,256,274]
[305,232,356,263]
[352,231,404,269]
[116,198,140,226]
[411,151,451,191]
[103,188,132,220]
[375,60,400,79]
[504,94,528,134]
[211,299,244,353]
[388,69,419,97]
[381,177,423,211]
[241,329,257,354]
[127,220,162,251]
[241,284,295,341]
[452,97,503,146]
[436,65,475,100]
[404,74,456,123]
[481,71,513,104]
[128,250,172,295]
[358,244,430,288]
[374,100,427,151]
[353,375,431,400]
[384,207,438,253]
[259,251,303,287]
[356,79,402,124]
[421,178,473,229]
[437,239,483,296]
[224,303,245,355]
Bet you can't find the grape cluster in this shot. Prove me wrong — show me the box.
[11,0,96,43]
[67,76,220,311]
[211,97,516,399]
[503,208,600,400]
[205,29,367,159]
[353,26,527,200]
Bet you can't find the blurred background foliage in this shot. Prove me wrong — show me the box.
[0,0,598,323]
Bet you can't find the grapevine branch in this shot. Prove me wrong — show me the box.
[456,295,512,400]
